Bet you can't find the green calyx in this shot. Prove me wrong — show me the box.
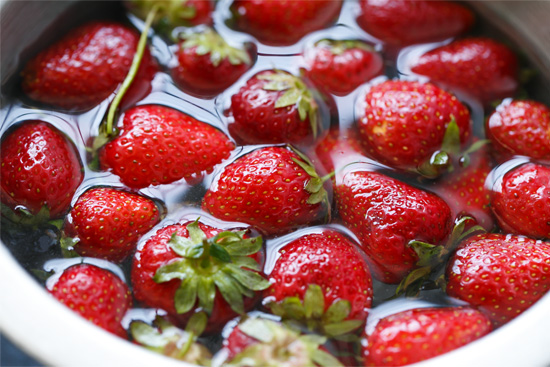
[224,318,343,367]
[180,27,251,67]
[258,70,320,138]
[128,0,198,31]
[153,220,270,315]
[267,284,363,339]
[1,203,52,228]
[289,146,331,209]
[315,39,374,56]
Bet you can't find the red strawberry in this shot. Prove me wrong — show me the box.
[356,0,474,46]
[410,38,519,105]
[446,233,550,326]
[228,69,321,145]
[62,187,162,263]
[266,230,373,337]
[202,146,329,236]
[335,170,452,283]
[491,162,550,239]
[48,263,132,338]
[230,0,343,46]
[303,39,383,96]
[99,104,234,188]
[362,307,492,366]
[21,21,157,111]
[486,100,550,160]
[172,27,254,97]
[356,80,471,175]
[314,127,367,174]
[131,220,269,333]
[1,121,83,220]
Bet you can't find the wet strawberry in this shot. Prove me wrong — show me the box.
[314,127,367,174]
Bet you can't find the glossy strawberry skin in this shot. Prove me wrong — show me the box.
[63,188,161,263]
[486,100,550,160]
[21,21,157,111]
[446,234,550,326]
[491,163,550,239]
[99,105,234,188]
[335,170,452,283]
[1,121,83,219]
[356,80,471,171]
[357,0,474,46]
[411,38,519,105]
[49,264,132,338]
[362,307,491,366]
[231,0,343,46]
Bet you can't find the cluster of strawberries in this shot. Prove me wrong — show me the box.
[1,0,549,366]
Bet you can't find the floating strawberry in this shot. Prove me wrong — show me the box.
[48,263,132,338]
[362,307,492,366]
[131,219,269,332]
[172,27,254,97]
[99,104,234,188]
[356,0,474,45]
[61,187,162,262]
[491,162,550,239]
[446,233,550,326]
[266,230,373,337]
[228,69,321,145]
[202,146,329,236]
[21,21,157,111]
[410,38,519,105]
[486,100,550,160]
[303,39,383,96]
[230,0,343,46]
[1,121,83,223]
[356,80,471,176]
[314,127,367,174]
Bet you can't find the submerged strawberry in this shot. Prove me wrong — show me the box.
[314,127,366,174]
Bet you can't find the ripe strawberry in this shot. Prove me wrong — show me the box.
[446,233,550,326]
[131,220,269,333]
[21,21,157,111]
[266,230,373,337]
[202,146,329,236]
[491,162,550,239]
[48,263,132,338]
[356,80,471,174]
[486,100,550,160]
[172,27,253,97]
[314,127,366,174]
[228,69,321,145]
[1,121,83,221]
[230,0,343,46]
[410,38,519,105]
[99,104,234,188]
[356,0,474,46]
[361,307,492,366]
[303,39,383,96]
[335,170,452,283]
[61,187,162,263]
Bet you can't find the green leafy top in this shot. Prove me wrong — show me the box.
[128,0,199,31]
[315,39,374,56]
[153,220,270,315]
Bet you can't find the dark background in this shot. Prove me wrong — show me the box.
[1,334,42,367]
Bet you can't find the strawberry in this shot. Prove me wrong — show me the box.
[61,187,162,263]
[99,104,234,188]
[227,69,321,145]
[361,307,492,366]
[230,0,343,46]
[266,230,373,337]
[446,233,550,326]
[21,21,157,111]
[131,219,269,333]
[356,80,471,175]
[303,39,383,96]
[410,38,519,105]
[172,27,253,97]
[1,121,83,221]
[202,146,329,236]
[335,170,452,283]
[48,263,132,338]
[486,100,550,160]
[314,127,367,174]
[491,162,550,239]
[356,0,474,46]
